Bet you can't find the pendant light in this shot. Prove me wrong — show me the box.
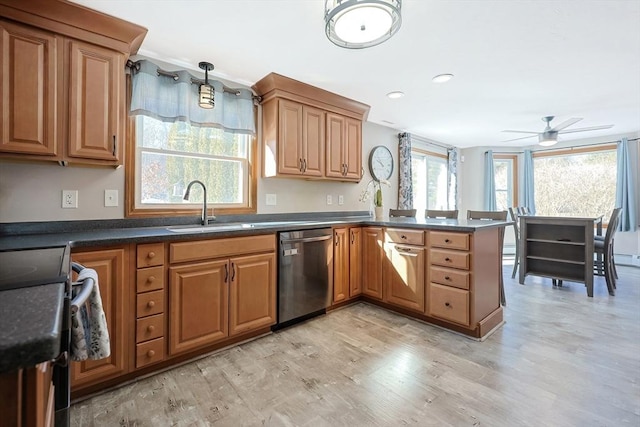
[325,0,402,49]
[198,61,215,109]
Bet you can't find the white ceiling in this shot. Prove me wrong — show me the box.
[72,0,640,148]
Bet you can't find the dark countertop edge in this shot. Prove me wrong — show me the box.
[0,284,64,375]
[0,216,513,251]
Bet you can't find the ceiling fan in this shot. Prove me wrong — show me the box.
[502,116,614,146]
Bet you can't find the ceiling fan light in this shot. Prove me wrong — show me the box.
[538,134,558,146]
[325,0,402,49]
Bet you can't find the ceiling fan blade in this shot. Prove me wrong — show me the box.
[550,117,582,131]
[502,134,537,142]
[558,124,614,134]
[501,130,539,134]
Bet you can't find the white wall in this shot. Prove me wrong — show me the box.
[459,132,640,257]
[0,121,400,222]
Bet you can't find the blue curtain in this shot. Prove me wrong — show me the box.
[615,138,637,231]
[483,150,497,210]
[130,59,255,134]
[397,133,413,209]
[523,149,536,214]
[447,148,458,210]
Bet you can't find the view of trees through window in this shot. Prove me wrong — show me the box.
[136,116,250,207]
[493,156,516,211]
[534,148,616,218]
[411,151,448,214]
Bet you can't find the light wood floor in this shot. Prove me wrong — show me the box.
[71,265,640,426]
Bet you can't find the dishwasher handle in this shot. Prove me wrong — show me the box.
[280,235,332,244]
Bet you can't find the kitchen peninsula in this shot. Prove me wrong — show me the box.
[0,213,510,399]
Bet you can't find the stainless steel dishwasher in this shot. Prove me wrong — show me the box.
[277,228,333,327]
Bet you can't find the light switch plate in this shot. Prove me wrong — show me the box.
[326,195,332,205]
[104,189,118,207]
[338,195,344,205]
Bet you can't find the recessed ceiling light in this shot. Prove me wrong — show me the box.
[432,73,454,83]
[386,91,404,99]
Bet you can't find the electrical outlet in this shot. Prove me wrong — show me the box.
[326,194,332,205]
[62,190,78,208]
[338,195,344,205]
[266,193,277,206]
[104,189,118,207]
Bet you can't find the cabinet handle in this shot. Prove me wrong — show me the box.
[147,276,155,283]
[147,350,155,358]
[147,325,155,333]
[147,300,155,308]
[445,257,452,262]
[303,158,307,172]
[445,302,451,307]
[224,263,229,283]
[231,263,235,282]
[445,239,451,243]
[299,158,303,172]
[335,232,339,246]
[148,251,156,259]
[445,276,451,280]
[401,235,407,239]
[112,135,117,157]
[361,167,364,178]
[351,231,355,244]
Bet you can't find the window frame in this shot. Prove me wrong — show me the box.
[493,154,518,210]
[532,143,617,226]
[124,76,258,218]
[411,148,449,212]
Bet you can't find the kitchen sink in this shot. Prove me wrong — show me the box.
[166,223,253,233]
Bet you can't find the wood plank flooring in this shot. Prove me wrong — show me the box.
[71,266,640,426]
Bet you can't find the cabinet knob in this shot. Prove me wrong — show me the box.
[147,350,155,358]
[445,276,451,280]
[147,300,156,308]
[147,325,155,333]
[445,257,451,262]
[445,239,451,243]
[148,251,156,259]
[401,235,407,239]
[445,302,451,307]
[147,276,155,283]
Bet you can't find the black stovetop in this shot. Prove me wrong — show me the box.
[0,245,70,291]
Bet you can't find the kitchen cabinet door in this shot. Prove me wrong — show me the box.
[333,227,349,303]
[277,99,304,176]
[228,253,276,336]
[67,39,123,163]
[344,118,362,180]
[325,112,345,179]
[362,227,384,299]
[0,20,60,158]
[302,105,325,177]
[349,227,362,297]
[384,243,425,312]
[70,247,129,388]
[169,260,229,355]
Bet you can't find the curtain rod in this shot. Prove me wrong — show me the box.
[403,133,453,150]
[486,137,639,154]
[126,60,262,102]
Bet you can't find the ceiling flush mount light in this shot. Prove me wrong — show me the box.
[386,91,404,99]
[538,132,559,146]
[325,0,402,49]
[432,73,454,83]
[198,61,215,109]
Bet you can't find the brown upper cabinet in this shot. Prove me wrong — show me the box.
[253,72,369,182]
[0,0,147,166]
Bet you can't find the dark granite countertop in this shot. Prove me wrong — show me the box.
[0,283,64,374]
[0,212,511,373]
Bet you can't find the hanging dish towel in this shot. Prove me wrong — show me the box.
[70,268,111,361]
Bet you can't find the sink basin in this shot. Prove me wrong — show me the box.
[166,224,253,233]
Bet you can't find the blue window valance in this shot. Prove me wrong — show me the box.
[130,59,256,135]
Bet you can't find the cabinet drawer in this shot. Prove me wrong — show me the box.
[385,228,424,245]
[136,314,164,343]
[428,283,470,326]
[430,249,470,270]
[136,338,165,369]
[430,266,470,290]
[429,231,470,251]
[137,290,164,318]
[137,243,164,268]
[136,266,164,293]
[170,234,276,264]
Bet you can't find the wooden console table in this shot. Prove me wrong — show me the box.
[519,216,596,297]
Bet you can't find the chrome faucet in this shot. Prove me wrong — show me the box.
[183,180,214,225]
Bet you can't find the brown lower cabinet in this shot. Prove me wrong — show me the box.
[0,362,55,427]
[333,226,362,303]
[383,228,426,313]
[361,227,384,299]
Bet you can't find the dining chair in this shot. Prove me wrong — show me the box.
[389,209,417,218]
[595,211,618,280]
[467,210,508,306]
[425,209,458,219]
[517,206,531,216]
[594,207,622,296]
[507,207,520,279]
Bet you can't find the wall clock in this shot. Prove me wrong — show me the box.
[368,145,394,181]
